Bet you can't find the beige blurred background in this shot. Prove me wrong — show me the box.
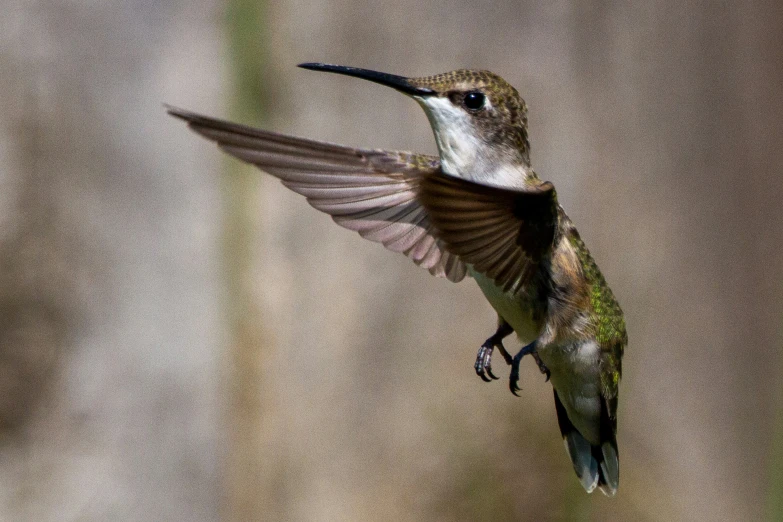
[1,0,782,520]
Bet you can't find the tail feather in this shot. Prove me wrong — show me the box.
[563,429,599,493]
[554,389,619,496]
[596,439,619,496]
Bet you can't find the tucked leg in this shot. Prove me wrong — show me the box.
[509,341,550,396]
[530,350,551,382]
[475,320,514,382]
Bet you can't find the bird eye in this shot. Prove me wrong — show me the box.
[463,91,486,111]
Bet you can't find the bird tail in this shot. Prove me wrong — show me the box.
[553,389,619,496]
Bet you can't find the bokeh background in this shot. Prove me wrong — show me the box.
[1,1,782,520]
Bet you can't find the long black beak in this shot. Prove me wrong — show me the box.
[298,63,434,96]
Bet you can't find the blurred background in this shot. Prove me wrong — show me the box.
[1,0,782,520]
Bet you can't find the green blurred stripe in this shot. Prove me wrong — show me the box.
[226,0,268,124]
[222,0,273,519]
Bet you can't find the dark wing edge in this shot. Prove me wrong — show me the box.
[166,106,467,282]
[418,171,557,295]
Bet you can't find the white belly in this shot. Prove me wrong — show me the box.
[542,340,602,444]
[472,268,602,443]
[471,268,539,343]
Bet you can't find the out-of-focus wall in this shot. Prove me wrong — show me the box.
[1,1,782,520]
[0,1,227,519]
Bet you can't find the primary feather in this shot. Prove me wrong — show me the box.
[167,106,467,281]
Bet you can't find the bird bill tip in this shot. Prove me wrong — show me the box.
[298,62,338,72]
[164,104,194,122]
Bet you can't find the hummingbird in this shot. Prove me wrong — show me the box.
[167,63,627,496]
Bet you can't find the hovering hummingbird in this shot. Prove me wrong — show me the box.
[167,63,627,496]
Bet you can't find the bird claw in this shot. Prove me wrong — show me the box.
[485,366,499,380]
[509,350,524,396]
[508,342,549,396]
[474,341,500,382]
[474,322,514,383]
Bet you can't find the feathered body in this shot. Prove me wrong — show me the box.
[469,215,626,495]
[168,63,627,495]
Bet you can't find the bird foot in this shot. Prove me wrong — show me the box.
[531,351,551,382]
[474,326,514,382]
[509,342,550,396]
[474,338,513,382]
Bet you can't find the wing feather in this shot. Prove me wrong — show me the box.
[168,106,467,282]
[419,172,558,294]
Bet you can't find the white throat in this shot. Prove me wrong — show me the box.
[416,96,530,189]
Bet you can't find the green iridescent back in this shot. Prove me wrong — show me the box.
[568,229,626,398]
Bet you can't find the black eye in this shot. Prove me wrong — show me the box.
[463,91,486,111]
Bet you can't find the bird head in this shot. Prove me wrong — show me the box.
[299,63,533,187]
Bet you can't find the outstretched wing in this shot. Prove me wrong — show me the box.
[418,172,558,295]
[167,106,467,282]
